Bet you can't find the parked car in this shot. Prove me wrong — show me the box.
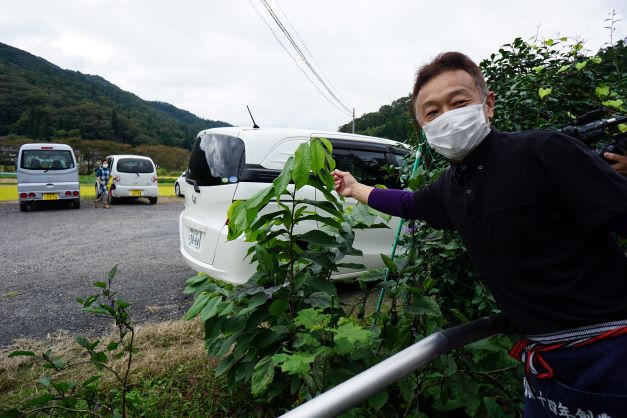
[174,170,188,197]
[17,143,80,211]
[99,155,158,204]
[179,127,409,284]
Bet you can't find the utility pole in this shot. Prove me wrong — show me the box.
[352,108,355,134]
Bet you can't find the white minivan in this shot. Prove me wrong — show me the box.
[17,143,80,211]
[179,127,409,284]
[102,155,159,204]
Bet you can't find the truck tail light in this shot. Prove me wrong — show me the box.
[20,193,27,199]
[65,191,72,196]
[72,191,79,196]
[28,192,35,198]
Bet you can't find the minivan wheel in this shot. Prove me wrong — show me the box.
[19,202,28,212]
[175,183,181,197]
[72,199,80,209]
[149,196,158,205]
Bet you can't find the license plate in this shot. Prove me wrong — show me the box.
[130,190,143,196]
[43,193,58,200]
[187,228,202,250]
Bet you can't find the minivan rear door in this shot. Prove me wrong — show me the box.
[182,133,247,267]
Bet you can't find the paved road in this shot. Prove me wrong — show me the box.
[0,197,196,347]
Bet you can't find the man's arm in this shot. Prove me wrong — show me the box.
[332,169,448,224]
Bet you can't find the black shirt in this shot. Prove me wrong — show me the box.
[413,128,627,335]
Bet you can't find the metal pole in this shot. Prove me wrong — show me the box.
[352,108,355,133]
[279,314,508,418]
[280,333,447,418]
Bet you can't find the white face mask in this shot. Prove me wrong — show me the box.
[103,164,109,168]
[422,101,491,161]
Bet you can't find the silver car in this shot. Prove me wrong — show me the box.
[17,143,80,211]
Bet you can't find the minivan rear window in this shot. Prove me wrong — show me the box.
[117,158,154,173]
[187,134,246,186]
[21,150,74,170]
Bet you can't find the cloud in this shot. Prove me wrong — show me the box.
[1,0,625,132]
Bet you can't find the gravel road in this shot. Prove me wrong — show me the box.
[0,197,197,347]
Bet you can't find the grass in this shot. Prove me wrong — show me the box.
[0,319,281,417]
[0,184,177,201]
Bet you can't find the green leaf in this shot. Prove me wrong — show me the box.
[298,230,337,247]
[575,60,587,71]
[310,138,327,175]
[594,84,610,99]
[294,308,331,331]
[333,321,372,355]
[184,293,210,320]
[380,254,397,274]
[404,296,442,317]
[115,299,130,309]
[200,297,223,321]
[538,87,552,99]
[273,156,295,198]
[93,281,107,289]
[272,351,318,375]
[106,342,120,351]
[92,351,107,363]
[108,264,118,280]
[75,336,92,349]
[27,393,55,406]
[590,55,602,64]
[292,142,312,189]
[557,64,570,74]
[602,99,624,110]
[304,291,333,308]
[254,244,275,273]
[38,375,52,387]
[251,356,275,396]
[8,350,35,357]
[367,389,388,409]
[531,65,544,73]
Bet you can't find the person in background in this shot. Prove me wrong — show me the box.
[94,159,116,209]
[333,52,627,417]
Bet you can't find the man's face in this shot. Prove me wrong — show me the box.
[414,69,495,127]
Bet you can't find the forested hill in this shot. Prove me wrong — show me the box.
[0,42,231,149]
[338,96,415,143]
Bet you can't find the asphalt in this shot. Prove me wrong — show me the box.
[0,197,196,347]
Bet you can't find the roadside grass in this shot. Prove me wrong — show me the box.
[0,318,280,417]
[0,184,177,201]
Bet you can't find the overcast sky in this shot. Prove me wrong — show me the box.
[1,1,625,132]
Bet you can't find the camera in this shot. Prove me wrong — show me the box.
[559,110,627,163]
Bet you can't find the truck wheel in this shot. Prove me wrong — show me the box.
[149,197,158,205]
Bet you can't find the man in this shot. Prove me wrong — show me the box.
[333,52,627,416]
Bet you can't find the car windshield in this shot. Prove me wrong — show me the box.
[117,158,154,173]
[187,134,245,186]
[21,150,74,170]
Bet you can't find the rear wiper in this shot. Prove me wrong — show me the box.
[189,179,200,193]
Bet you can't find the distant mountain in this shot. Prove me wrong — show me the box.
[0,42,231,149]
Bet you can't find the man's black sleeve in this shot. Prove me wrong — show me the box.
[411,178,454,230]
[538,132,627,231]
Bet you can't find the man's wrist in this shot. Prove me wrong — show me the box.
[352,183,374,204]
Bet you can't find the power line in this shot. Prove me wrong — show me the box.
[248,0,352,117]
[270,0,350,106]
[257,0,353,115]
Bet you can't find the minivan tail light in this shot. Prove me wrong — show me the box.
[65,191,71,196]
[41,146,53,150]
[72,191,79,196]
[151,176,158,183]
[28,192,35,198]
[20,193,27,199]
